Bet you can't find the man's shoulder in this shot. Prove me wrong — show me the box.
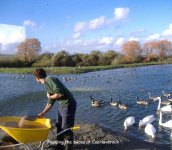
[46,76,60,83]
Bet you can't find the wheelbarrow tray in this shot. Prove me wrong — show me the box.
[0,116,51,143]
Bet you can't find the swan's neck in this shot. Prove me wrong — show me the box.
[157,98,161,110]
[159,111,163,126]
[139,120,142,127]
[124,122,127,130]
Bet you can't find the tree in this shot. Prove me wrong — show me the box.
[17,38,41,65]
[143,41,157,62]
[154,40,172,60]
[101,50,119,65]
[122,40,142,63]
[52,50,74,66]
[88,50,102,66]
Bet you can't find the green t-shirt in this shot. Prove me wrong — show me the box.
[44,76,75,107]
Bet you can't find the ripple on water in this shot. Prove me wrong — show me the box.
[1,65,172,146]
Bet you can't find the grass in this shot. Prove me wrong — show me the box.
[0,61,169,74]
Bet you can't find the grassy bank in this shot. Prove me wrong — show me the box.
[0,62,169,74]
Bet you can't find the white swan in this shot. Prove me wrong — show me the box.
[157,97,172,113]
[124,116,135,131]
[139,115,156,128]
[159,110,172,129]
[144,123,156,139]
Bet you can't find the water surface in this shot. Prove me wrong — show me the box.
[0,64,172,145]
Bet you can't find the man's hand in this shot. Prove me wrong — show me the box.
[38,112,45,118]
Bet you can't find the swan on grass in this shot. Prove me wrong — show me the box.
[144,123,156,139]
[139,115,156,129]
[124,116,135,131]
[159,110,172,129]
[157,97,172,113]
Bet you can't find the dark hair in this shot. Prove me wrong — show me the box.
[34,68,47,79]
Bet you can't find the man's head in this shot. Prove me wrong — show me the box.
[34,68,47,84]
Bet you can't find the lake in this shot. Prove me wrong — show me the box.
[0,64,172,146]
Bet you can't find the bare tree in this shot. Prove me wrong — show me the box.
[143,41,157,62]
[17,38,41,65]
[154,40,172,60]
[122,40,142,63]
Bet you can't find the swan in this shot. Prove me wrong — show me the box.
[124,116,135,131]
[144,123,156,139]
[159,110,172,129]
[162,91,171,98]
[109,97,118,106]
[139,115,156,128]
[118,100,128,110]
[90,96,104,107]
[157,97,172,113]
[136,97,148,105]
[148,93,159,101]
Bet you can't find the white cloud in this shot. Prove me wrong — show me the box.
[88,16,105,30]
[99,37,113,44]
[74,22,87,33]
[146,33,161,41]
[0,24,25,45]
[0,24,26,53]
[115,37,125,46]
[73,32,81,39]
[129,37,139,41]
[23,19,36,27]
[114,8,130,20]
[162,23,172,36]
[73,7,130,38]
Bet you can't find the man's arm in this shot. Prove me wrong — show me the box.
[47,93,64,100]
[38,103,53,118]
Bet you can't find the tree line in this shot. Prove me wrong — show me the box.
[0,38,172,67]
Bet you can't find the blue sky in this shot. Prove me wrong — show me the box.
[0,0,172,54]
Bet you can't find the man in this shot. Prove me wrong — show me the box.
[34,68,77,150]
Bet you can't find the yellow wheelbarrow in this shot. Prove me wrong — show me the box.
[0,116,80,150]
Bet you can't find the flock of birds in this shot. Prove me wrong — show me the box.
[90,91,172,140]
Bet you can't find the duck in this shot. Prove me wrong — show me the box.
[161,100,171,105]
[90,96,104,107]
[139,115,156,129]
[159,110,172,129]
[167,98,172,102]
[136,97,148,105]
[162,91,171,98]
[109,97,118,106]
[118,100,128,110]
[123,116,135,131]
[144,123,156,139]
[148,93,159,101]
[157,97,172,113]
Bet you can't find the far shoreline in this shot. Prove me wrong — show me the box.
[0,62,171,74]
